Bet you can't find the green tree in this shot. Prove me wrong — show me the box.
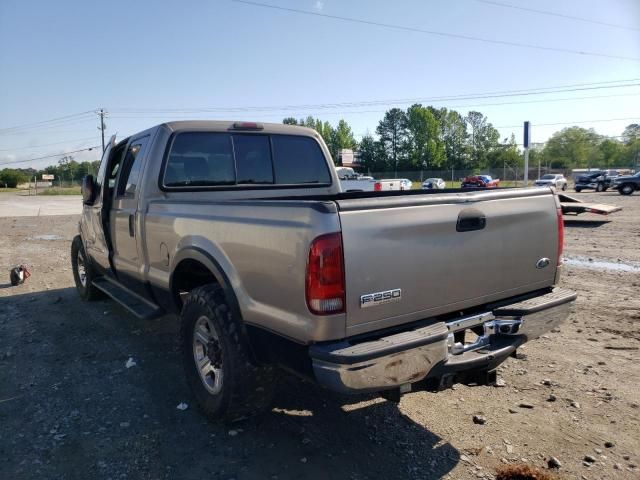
[405,104,445,169]
[357,134,386,173]
[376,108,408,176]
[465,111,500,170]
[441,109,468,169]
[282,117,298,125]
[621,123,640,144]
[0,169,29,188]
[542,127,601,169]
[334,119,357,150]
[598,139,624,167]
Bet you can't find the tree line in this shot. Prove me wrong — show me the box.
[284,108,640,174]
[0,156,100,188]
[1,117,638,188]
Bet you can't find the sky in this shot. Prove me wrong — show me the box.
[0,0,639,169]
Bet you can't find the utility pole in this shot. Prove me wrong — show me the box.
[97,109,107,152]
[523,121,531,185]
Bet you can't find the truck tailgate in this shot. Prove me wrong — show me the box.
[336,188,559,335]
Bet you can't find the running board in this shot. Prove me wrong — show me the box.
[92,277,163,320]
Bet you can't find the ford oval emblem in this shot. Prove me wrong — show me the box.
[536,258,550,269]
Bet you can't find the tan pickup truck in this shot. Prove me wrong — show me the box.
[72,121,575,421]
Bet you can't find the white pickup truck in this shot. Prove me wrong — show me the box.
[335,167,407,192]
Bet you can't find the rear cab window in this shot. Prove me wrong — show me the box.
[162,132,331,189]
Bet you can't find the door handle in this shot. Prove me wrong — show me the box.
[456,208,486,232]
[128,214,135,237]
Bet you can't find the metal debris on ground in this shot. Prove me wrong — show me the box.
[9,265,31,286]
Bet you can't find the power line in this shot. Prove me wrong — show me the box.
[230,0,640,62]
[473,0,640,32]
[109,80,640,114]
[0,116,97,136]
[495,117,639,129]
[0,111,95,134]
[0,146,100,167]
[0,136,98,153]
[106,92,640,120]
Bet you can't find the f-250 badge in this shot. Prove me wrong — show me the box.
[360,289,402,308]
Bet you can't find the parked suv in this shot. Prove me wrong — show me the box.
[613,171,640,195]
[72,120,575,422]
[574,171,612,192]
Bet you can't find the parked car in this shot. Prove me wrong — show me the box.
[574,171,613,192]
[398,179,413,190]
[73,120,575,422]
[535,174,567,191]
[422,177,446,190]
[612,171,640,195]
[461,175,500,188]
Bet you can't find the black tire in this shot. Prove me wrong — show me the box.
[561,183,567,191]
[596,183,604,193]
[71,235,103,301]
[619,183,634,196]
[574,187,582,193]
[180,284,277,422]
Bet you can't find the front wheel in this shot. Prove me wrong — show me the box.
[561,183,567,191]
[71,236,103,301]
[595,183,604,192]
[180,284,277,422]
[619,184,634,195]
[574,187,582,193]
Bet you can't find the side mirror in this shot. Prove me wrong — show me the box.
[82,175,96,205]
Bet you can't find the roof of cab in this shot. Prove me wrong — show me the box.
[160,120,319,137]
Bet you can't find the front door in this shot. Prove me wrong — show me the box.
[110,135,150,296]
[82,135,116,274]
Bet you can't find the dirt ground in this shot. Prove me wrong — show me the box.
[0,191,638,480]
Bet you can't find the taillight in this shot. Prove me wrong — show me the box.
[306,233,345,315]
[374,182,382,191]
[557,207,564,265]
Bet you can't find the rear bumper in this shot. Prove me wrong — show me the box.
[310,288,576,394]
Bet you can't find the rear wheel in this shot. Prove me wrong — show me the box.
[619,183,634,195]
[595,183,604,192]
[71,236,102,301]
[180,284,277,422]
[561,183,567,191]
[574,187,582,193]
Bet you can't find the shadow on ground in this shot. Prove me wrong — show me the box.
[0,287,459,480]
[563,219,611,228]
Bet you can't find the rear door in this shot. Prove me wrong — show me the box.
[110,135,150,295]
[337,189,559,334]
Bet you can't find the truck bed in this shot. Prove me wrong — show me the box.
[272,187,560,337]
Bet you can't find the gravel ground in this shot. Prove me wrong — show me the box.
[0,191,638,480]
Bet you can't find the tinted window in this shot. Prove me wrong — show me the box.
[165,133,235,186]
[118,137,149,196]
[271,135,331,184]
[233,135,273,184]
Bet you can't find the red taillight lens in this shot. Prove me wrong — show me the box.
[557,207,564,265]
[374,182,382,191]
[306,233,345,315]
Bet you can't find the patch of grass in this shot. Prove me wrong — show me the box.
[39,187,81,195]
[0,187,20,192]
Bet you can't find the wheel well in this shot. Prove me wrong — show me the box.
[171,259,218,309]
